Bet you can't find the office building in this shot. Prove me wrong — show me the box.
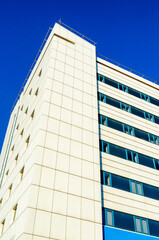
[0,21,159,240]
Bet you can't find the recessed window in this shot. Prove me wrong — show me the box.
[11,145,15,152]
[15,154,19,165]
[1,219,5,236]
[20,167,24,182]
[38,69,42,77]
[26,136,30,147]
[20,105,23,111]
[130,181,143,195]
[135,217,148,234]
[30,110,35,119]
[29,89,32,95]
[16,124,19,130]
[0,199,2,207]
[20,129,24,137]
[13,204,18,222]
[5,170,9,180]
[8,184,12,197]
[35,88,39,96]
[25,107,28,114]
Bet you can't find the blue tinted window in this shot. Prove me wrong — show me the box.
[143,184,159,200]
[107,118,123,132]
[109,144,126,159]
[138,154,154,169]
[134,129,149,141]
[106,96,120,108]
[128,88,140,98]
[131,107,144,118]
[105,77,118,88]
[112,175,130,192]
[149,219,159,237]
[151,98,159,106]
[114,211,134,231]
[154,116,159,124]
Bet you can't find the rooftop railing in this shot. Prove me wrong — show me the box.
[97,52,159,86]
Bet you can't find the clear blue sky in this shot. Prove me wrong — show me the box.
[0,0,159,152]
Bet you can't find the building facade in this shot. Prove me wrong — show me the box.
[0,22,159,240]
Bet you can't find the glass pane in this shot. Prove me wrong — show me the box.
[131,107,144,118]
[105,77,118,88]
[139,154,154,169]
[133,153,138,163]
[128,88,140,98]
[130,128,134,135]
[154,116,159,124]
[119,84,122,90]
[104,173,110,186]
[136,218,142,232]
[134,129,149,141]
[127,151,132,161]
[151,97,159,107]
[100,75,104,82]
[149,219,159,237]
[107,211,113,226]
[101,95,105,102]
[131,181,136,193]
[101,116,106,125]
[143,184,159,200]
[142,220,148,234]
[107,118,123,132]
[137,183,142,195]
[125,126,129,134]
[112,174,130,192]
[103,142,108,153]
[109,144,126,159]
[114,211,134,231]
[106,96,120,108]
[149,135,154,143]
[155,160,159,170]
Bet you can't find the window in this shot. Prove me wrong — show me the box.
[19,167,24,182]
[98,74,159,108]
[120,103,130,112]
[1,219,5,236]
[103,209,113,226]
[29,89,32,95]
[30,110,35,120]
[134,129,149,141]
[106,96,120,108]
[35,88,39,96]
[151,97,159,106]
[114,211,134,231]
[144,112,154,122]
[134,217,149,234]
[15,154,19,165]
[154,160,159,170]
[111,174,130,192]
[11,145,15,152]
[8,184,12,197]
[130,181,143,195]
[143,184,159,200]
[138,154,154,169]
[13,204,18,222]
[38,69,42,77]
[123,125,134,135]
[0,199,2,207]
[131,107,144,118]
[105,77,118,88]
[16,124,19,130]
[20,129,24,137]
[20,105,23,111]
[25,107,28,114]
[107,118,123,132]
[149,219,159,237]
[128,88,140,98]
[102,172,111,186]
[5,170,9,179]
[100,141,109,153]
[109,144,126,159]
[26,136,30,147]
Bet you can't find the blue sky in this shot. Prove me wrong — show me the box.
[0,0,159,151]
